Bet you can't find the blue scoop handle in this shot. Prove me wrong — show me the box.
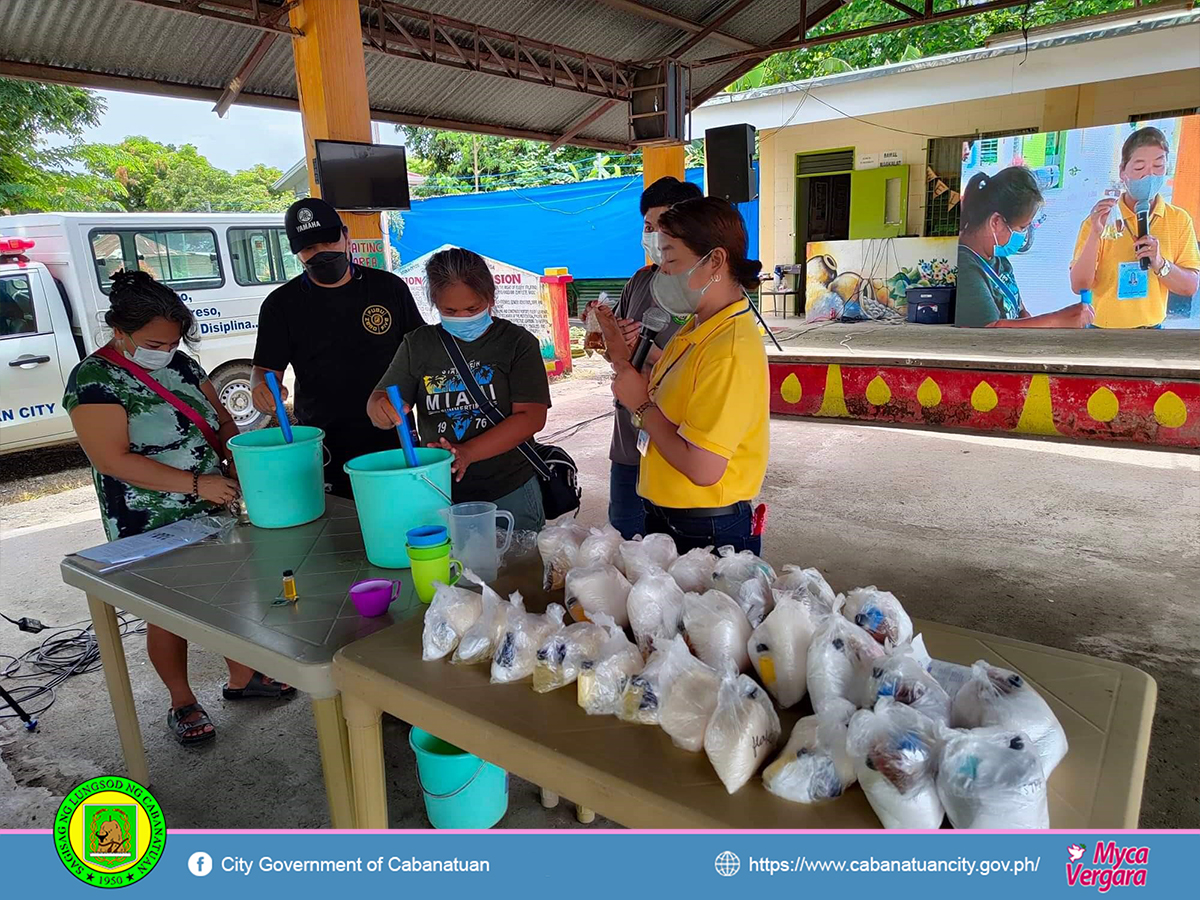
[264,371,293,443]
[386,385,419,468]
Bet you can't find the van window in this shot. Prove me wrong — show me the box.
[90,229,223,292]
[228,227,300,286]
[0,274,39,337]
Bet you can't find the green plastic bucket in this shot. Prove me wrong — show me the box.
[409,727,508,830]
[226,426,326,529]
[344,447,453,568]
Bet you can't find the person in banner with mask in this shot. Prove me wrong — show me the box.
[955,166,1093,328]
[603,175,702,539]
[601,197,769,555]
[65,270,294,746]
[366,247,552,531]
[1070,126,1200,329]
[251,198,423,496]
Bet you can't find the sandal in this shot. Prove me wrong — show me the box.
[222,671,297,701]
[167,703,216,746]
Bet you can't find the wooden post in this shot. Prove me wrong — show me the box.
[642,144,686,189]
[289,0,380,242]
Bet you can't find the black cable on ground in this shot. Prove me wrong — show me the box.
[0,614,146,722]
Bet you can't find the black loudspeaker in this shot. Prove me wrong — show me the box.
[705,124,757,203]
[630,63,686,143]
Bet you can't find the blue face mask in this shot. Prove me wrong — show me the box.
[991,221,1028,258]
[1125,173,1165,207]
[440,308,493,342]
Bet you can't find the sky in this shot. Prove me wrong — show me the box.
[47,89,403,175]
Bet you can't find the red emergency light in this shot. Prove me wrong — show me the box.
[0,237,35,254]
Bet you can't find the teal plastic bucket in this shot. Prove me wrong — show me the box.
[409,727,508,830]
[226,425,326,529]
[345,447,453,568]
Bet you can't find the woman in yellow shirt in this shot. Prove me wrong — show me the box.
[1070,126,1200,328]
[604,197,769,554]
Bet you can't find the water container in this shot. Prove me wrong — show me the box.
[226,426,326,529]
[345,447,453,568]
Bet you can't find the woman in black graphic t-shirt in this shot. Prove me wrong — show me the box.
[367,248,552,531]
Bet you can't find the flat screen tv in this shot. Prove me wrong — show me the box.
[313,139,411,211]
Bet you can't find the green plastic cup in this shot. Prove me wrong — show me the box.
[407,540,462,604]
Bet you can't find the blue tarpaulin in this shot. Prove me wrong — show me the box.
[389,165,758,279]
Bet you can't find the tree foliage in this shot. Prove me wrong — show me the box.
[0,78,113,213]
[729,0,1138,89]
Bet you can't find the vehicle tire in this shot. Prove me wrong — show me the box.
[210,361,268,431]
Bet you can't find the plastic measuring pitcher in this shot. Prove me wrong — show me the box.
[444,502,514,583]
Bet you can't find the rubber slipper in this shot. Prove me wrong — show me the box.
[167,703,216,746]
[222,671,296,701]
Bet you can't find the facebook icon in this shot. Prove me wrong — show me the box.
[188,852,213,877]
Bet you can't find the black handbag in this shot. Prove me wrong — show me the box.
[436,327,581,520]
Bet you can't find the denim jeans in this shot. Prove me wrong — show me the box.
[492,476,545,533]
[608,462,645,540]
[643,501,760,555]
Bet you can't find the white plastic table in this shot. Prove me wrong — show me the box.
[60,498,418,827]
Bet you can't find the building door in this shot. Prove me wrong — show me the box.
[795,148,855,260]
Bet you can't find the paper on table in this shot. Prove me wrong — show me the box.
[75,517,229,572]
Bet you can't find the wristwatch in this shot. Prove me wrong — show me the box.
[630,401,655,429]
[1157,259,1172,279]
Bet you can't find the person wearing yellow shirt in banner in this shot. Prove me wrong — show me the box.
[601,197,769,555]
[1070,127,1200,328]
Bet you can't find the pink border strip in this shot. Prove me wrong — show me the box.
[5,829,1199,836]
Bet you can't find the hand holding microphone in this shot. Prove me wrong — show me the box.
[630,306,672,371]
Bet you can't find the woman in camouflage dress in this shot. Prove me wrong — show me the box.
[65,271,293,746]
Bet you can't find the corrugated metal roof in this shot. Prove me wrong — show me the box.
[0,0,843,147]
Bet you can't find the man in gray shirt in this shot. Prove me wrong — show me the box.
[607,176,703,539]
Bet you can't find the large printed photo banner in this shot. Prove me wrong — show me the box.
[961,115,1200,328]
[397,245,571,375]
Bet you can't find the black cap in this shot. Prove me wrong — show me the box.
[284,198,343,253]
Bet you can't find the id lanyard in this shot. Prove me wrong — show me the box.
[961,246,1021,319]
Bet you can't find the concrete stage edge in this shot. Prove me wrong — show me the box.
[767,324,1200,449]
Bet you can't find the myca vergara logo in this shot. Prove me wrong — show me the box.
[54,776,166,888]
[1065,841,1149,892]
[362,304,393,335]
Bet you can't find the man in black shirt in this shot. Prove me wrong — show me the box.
[251,198,423,497]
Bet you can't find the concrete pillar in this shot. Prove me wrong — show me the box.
[289,0,380,242]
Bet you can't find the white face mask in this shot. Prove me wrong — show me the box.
[123,336,176,371]
[641,230,663,265]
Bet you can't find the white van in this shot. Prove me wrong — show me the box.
[0,212,301,454]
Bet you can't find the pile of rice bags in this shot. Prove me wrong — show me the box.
[807,608,886,713]
[843,586,913,647]
[533,621,608,693]
[711,547,776,600]
[575,525,623,568]
[577,612,642,716]
[951,660,1068,776]
[763,698,857,804]
[773,565,839,616]
[626,570,685,657]
[704,669,781,794]
[847,699,944,829]
[617,645,669,725]
[564,564,632,626]
[452,585,520,666]
[747,592,818,708]
[537,522,589,590]
[857,644,951,725]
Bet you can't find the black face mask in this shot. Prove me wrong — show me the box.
[303,250,350,285]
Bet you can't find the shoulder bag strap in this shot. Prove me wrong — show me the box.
[94,346,224,459]
[434,326,552,480]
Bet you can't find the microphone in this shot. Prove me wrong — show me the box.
[1136,201,1151,270]
[630,306,671,371]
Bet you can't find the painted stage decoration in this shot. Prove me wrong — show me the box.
[771,362,1199,449]
[805,238,957,321]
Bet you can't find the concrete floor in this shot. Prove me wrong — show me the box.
[1,358,1197,829]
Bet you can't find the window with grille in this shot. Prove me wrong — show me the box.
[1129,108,1198,123]
[924,128,1037,237]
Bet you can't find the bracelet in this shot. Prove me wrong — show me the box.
[191,470,200,500]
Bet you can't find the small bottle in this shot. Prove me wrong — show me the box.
[281,569,298,602]
[1100,185,1124,241]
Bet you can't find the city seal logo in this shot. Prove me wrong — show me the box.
[363,304,392,335]
[55,776,165,888]
[297,206,314,223]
